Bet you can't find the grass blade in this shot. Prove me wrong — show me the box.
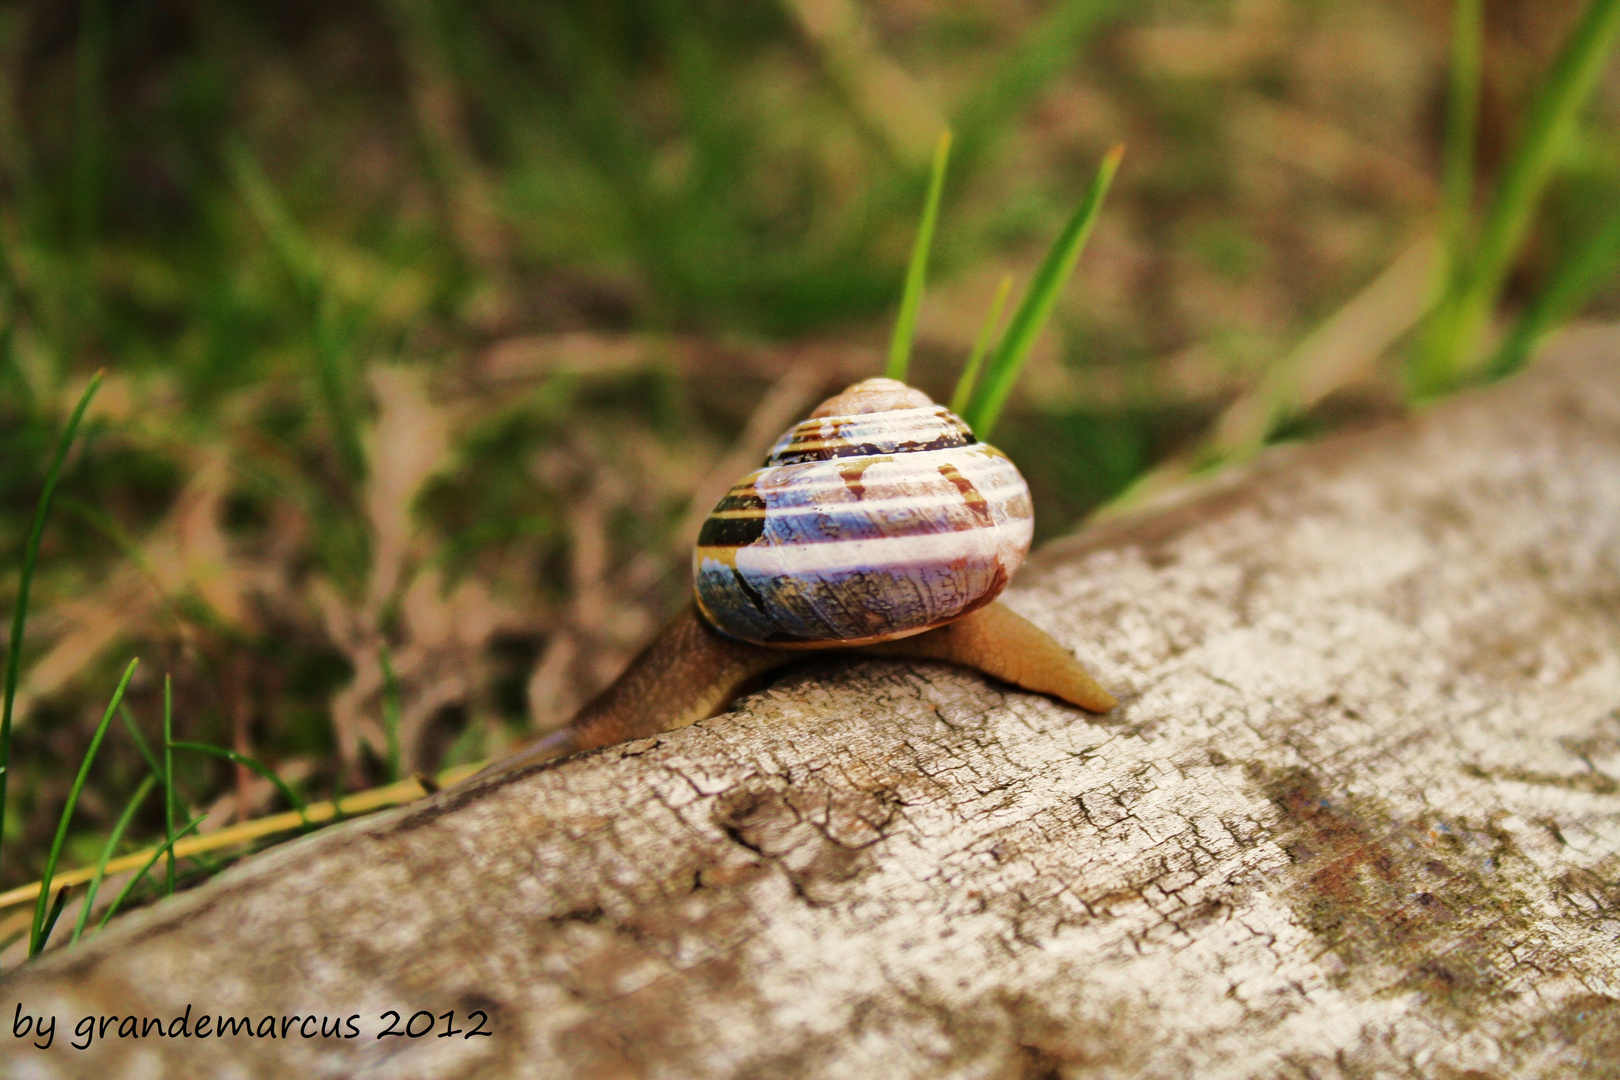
[886,131,952,383]
[38,886,69,955]
[71,773,155,945]
[1440,0,1484,269]
[119,702,160,775]
[29,656,138,956]
[964,145,1122,439]
[2,371,103,957]
[949,274,1013,415]
[0,763,488,915]
[380,644,402,784]
[97,811,206,931]
[1410,0,1620,396]
[163,673,175,896]
[1485,204,1620,380]
[171,741,308,824]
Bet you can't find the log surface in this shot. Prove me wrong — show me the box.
[5,330,1620,1079]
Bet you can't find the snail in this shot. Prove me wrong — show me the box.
[480,377,1114,782]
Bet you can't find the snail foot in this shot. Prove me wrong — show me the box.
[856,601,1116,712]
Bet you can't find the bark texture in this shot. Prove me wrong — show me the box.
[5,329,1620,1079]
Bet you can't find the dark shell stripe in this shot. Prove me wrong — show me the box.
[693,384,1033,645]
[696,448,1029,549]
[765,407,975,465]
[695,513,767,549]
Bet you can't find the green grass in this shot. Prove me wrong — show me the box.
[1411,0,1620,396]
[37,884,69,953]
[97,812,206,932]
[163,674,175,896]
[883,137,1121,433]
[949,274,1013,416]
[71,773,155,945]
[964,145,1123,439]
[1150,0,1620,487]
[29,655,138,956]
[1487,201,1620,378]
[1440,0,1484,271]
[885,132,953,384]
[1,371,103,919]
[170,741,308,825]
[13,712,299,946]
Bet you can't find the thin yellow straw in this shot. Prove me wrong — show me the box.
[0,762,484,912]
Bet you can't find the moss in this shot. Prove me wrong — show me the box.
[1262,766,1538,1018]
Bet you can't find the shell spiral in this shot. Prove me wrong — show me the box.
[693,378,1034,647]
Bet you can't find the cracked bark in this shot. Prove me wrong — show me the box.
[5,329,1620,1079]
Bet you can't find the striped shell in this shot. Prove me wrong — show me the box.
[693,378,1034,647]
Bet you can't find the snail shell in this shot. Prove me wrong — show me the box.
[693,378,1034,647]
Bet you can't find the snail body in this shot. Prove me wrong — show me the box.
[478,378,1113,784]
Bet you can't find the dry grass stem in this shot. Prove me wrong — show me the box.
[1099,233,1439,518]
[0,762,485,917]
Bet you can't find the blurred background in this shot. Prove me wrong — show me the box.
[1,0,1618,905]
